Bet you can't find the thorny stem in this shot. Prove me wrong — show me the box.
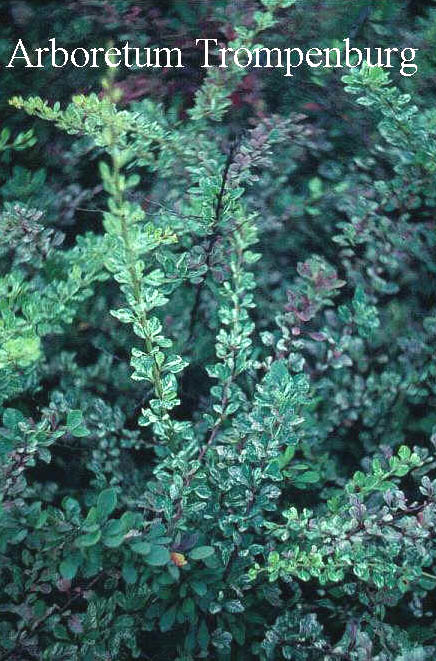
[112,154,164,402]
[188,142,237,342]
[171,153,248,528]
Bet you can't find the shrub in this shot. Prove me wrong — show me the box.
[1,2,436,659]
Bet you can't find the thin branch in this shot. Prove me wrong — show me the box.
[187,141,237,342]
[0,573,105,661]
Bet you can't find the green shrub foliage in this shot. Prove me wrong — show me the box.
[2,1,436,659]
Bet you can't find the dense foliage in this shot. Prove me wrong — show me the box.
[2,1,436,659]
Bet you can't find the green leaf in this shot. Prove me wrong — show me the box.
[75,530,101,548]
[104,519,124,536]
[53,624,69,640]
[191,580,207,596]
[96,488,117,521]
[398,445,411,461]
[198,619,210,650]
[102,519,125,547]
[82,506,99,532]
[131,541,151,555]
[3,408,25,430]
[264,460,283,482]
[102,533,125,548]
[60,554,81,580]
[145,546,171,566]
[122,564,138,584]
[296,471,320,484]
[63,497,81,517]
[66,410,89,438]
[189,546,215,560]
[278,444,296,469]
[1,334,41,368]
[159,605,177,632]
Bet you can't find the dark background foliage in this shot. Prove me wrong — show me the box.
[2,1,436,659]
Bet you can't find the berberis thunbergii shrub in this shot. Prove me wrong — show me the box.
[2,0,436,659]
